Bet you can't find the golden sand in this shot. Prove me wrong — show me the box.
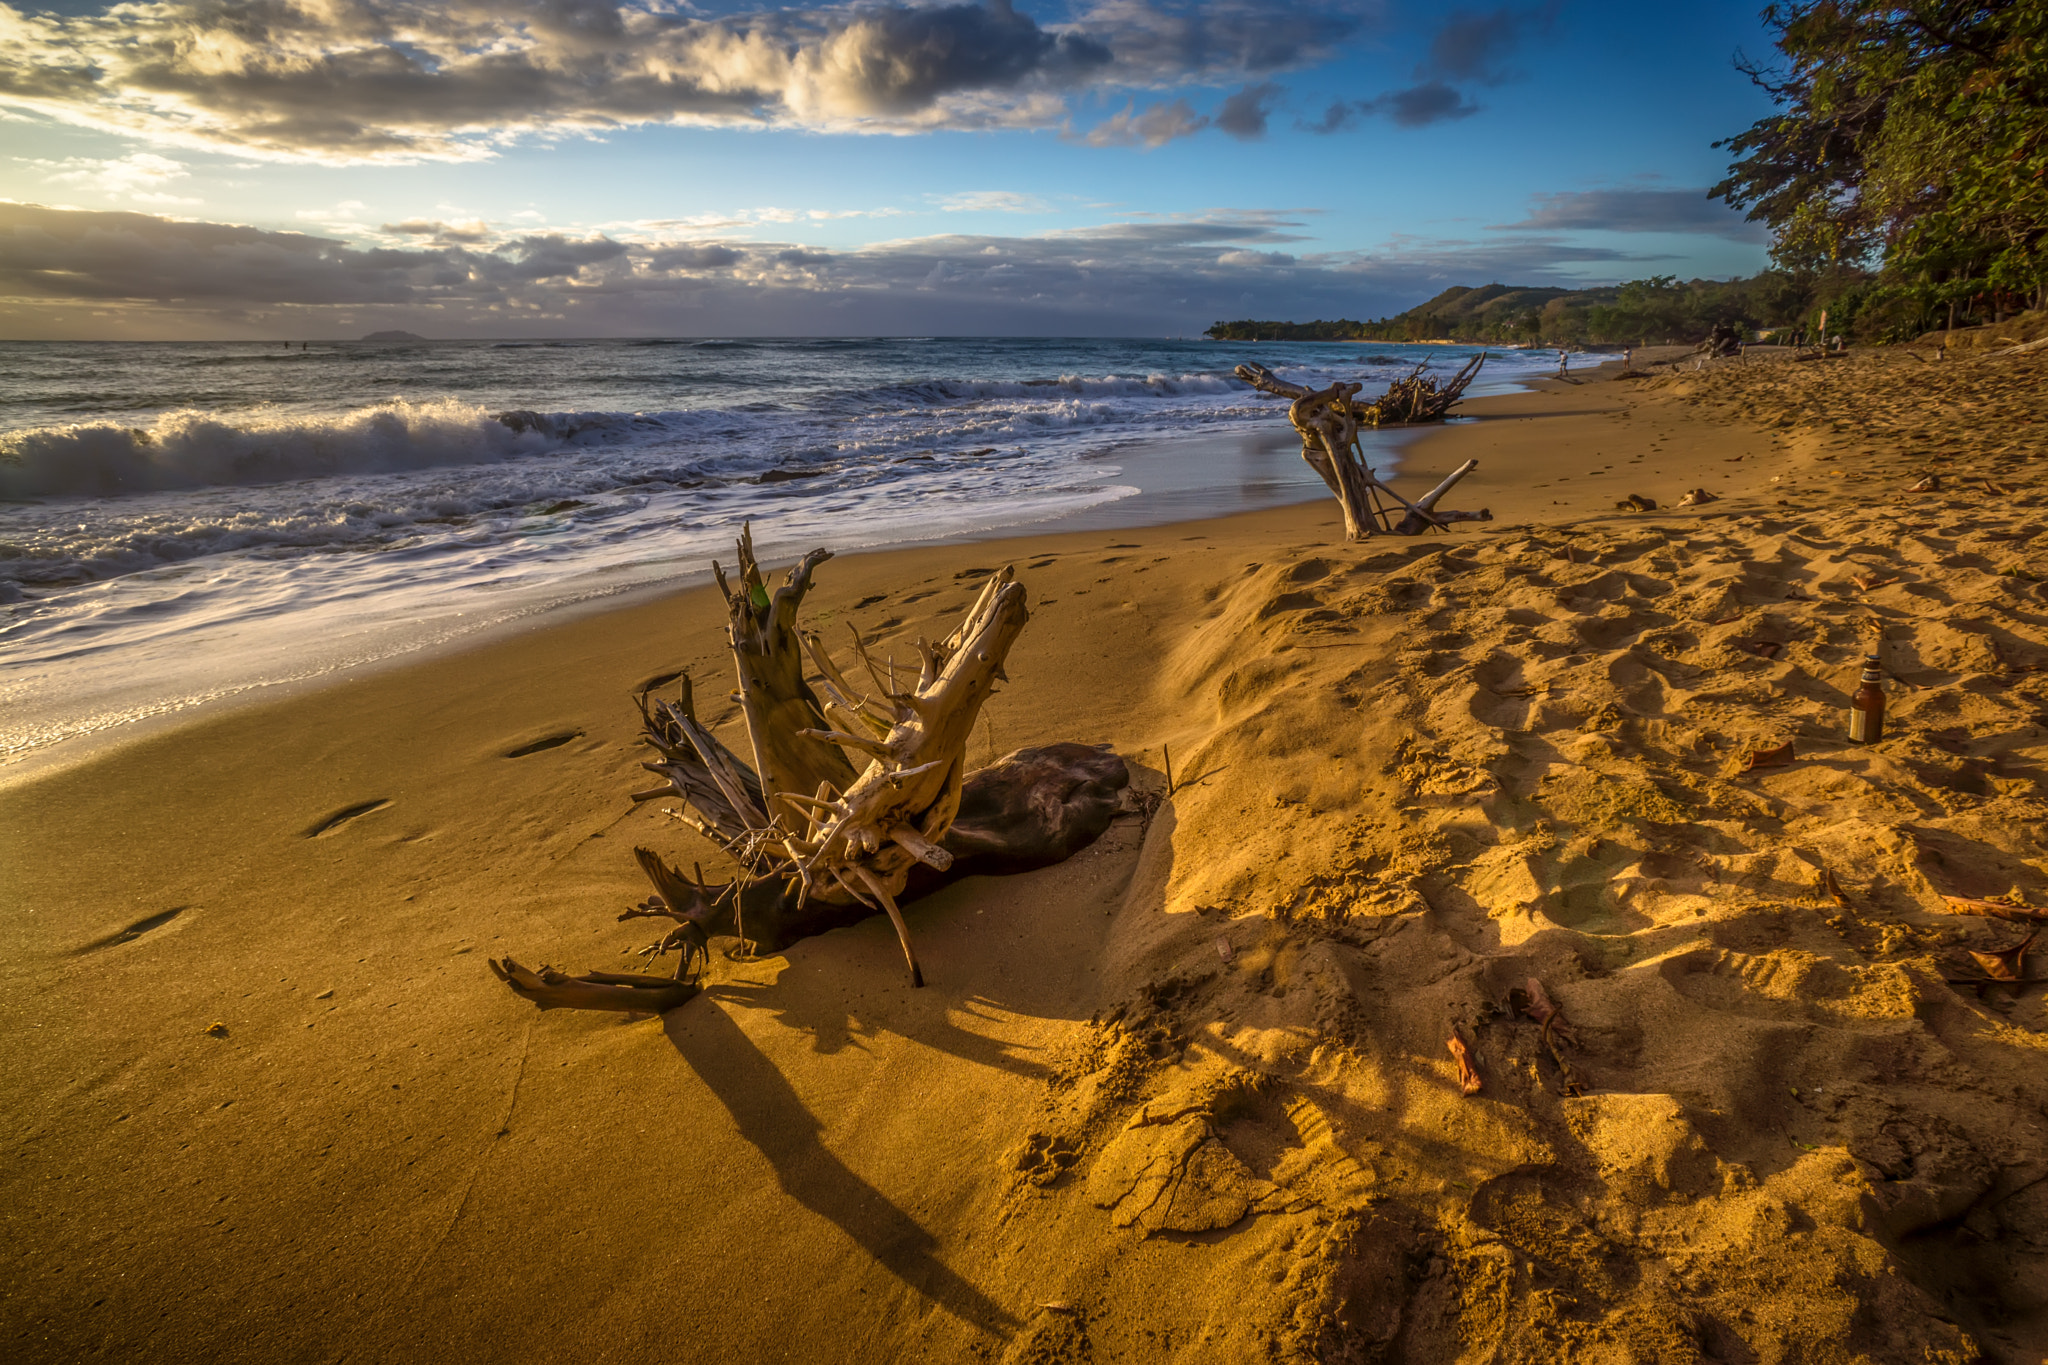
[6,347,2047,1363]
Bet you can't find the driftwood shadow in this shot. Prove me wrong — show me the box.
[661,997,1020,1338]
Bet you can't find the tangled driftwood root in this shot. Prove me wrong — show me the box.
[1234,356,1491,540]
[494,526,1130,1012]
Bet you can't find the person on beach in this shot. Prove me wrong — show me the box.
[1556,348,1569,380]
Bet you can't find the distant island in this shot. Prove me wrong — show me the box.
[1207,271,1826,347]
[359,330,427,342]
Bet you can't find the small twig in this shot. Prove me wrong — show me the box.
[1163,742,1176,796]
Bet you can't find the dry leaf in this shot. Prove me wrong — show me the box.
[1447,1029,1483,1096]
[1744,740,1797,771]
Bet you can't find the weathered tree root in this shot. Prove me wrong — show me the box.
[494,526,1130,1012]
[1234,356,1491,540]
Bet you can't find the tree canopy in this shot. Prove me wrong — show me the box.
[1712,1,2048,337]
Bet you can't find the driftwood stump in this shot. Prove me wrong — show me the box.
[1235,355,1491,541]
[493,527,1130,1012]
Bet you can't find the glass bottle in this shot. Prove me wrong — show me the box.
[1849,655,1885,744]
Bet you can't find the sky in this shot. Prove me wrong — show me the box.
[0,0,1783,339]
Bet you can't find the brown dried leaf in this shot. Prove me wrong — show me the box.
[1966,929,2038,985]
[1744,739,1797,772]
[1447,1028,1482,1097]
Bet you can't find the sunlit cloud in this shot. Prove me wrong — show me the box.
[1074,98,1210,147]
[22,151,201,205]
[0,0,1371,163]
[936,190,1054,213]
[0,201,1658,339]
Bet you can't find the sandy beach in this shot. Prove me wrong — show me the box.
[7,343,2048,1363]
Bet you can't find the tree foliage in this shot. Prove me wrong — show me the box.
[1205,274,1820,346]
[1712,1,2048,337]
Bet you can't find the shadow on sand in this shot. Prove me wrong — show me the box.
[662,994,1019,1338]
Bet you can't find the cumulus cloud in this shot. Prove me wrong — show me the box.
[1300,4,1553,135]
[1371,81,1482,127]
[382,218,495,243]
[1214,81,1282,139]
[0,200,1663,338]
[1495,188,1768,241]
[1428,3,1555,85]
[1300,81,1478,132]
[0,0,1364,161]
[1076,98,1209,147]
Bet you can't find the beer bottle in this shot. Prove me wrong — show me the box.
[1849,655,1885,744]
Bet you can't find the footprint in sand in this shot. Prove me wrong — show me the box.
[76,906,189,954]
[502,730,581,758]
[304,799,392,838]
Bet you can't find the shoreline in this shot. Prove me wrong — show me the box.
[0,403,1417,789]
[12,349,2045,1361]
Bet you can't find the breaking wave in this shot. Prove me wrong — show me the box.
[0,400,637,499]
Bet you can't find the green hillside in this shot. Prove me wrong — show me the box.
[1207,272,1822,346]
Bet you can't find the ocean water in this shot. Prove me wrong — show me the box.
[0,336,1544,774]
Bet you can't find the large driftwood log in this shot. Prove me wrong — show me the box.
[1234,355,1492,541]
[493,528,1130,1012]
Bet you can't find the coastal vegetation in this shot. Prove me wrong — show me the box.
[1204,273,1821,347]
[1712,0,2048,340]
[1217,3,2045,348]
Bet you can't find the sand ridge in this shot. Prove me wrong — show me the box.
[4,348,2047,1363]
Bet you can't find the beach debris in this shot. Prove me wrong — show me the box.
[1908,474,1942,493]
[1509,977,1587,1097]
[1215,935,1234,964]
[1748,640,1783,659]
[495,525,1130,1010]
[1849,653,1886,743]
[488,961,702,1014]
[1820,866,1852,908]
[203,1021,228,1038]
[1447,1027,1483,1096]
[1676,488,1720,506]
[1939,894,2048,924]
[1234,357,1492,539]
[1744,740,1798,771]
[1852,574,1899,592]
[1968,928,2037,983]
[1614,493,1657,511]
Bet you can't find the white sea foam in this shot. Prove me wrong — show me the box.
[0,399,583,498]
[0,337,1551,775]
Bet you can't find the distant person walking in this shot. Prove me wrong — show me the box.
[1555,348,1569,380]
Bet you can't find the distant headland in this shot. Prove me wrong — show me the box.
[1206,272,1820,347]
